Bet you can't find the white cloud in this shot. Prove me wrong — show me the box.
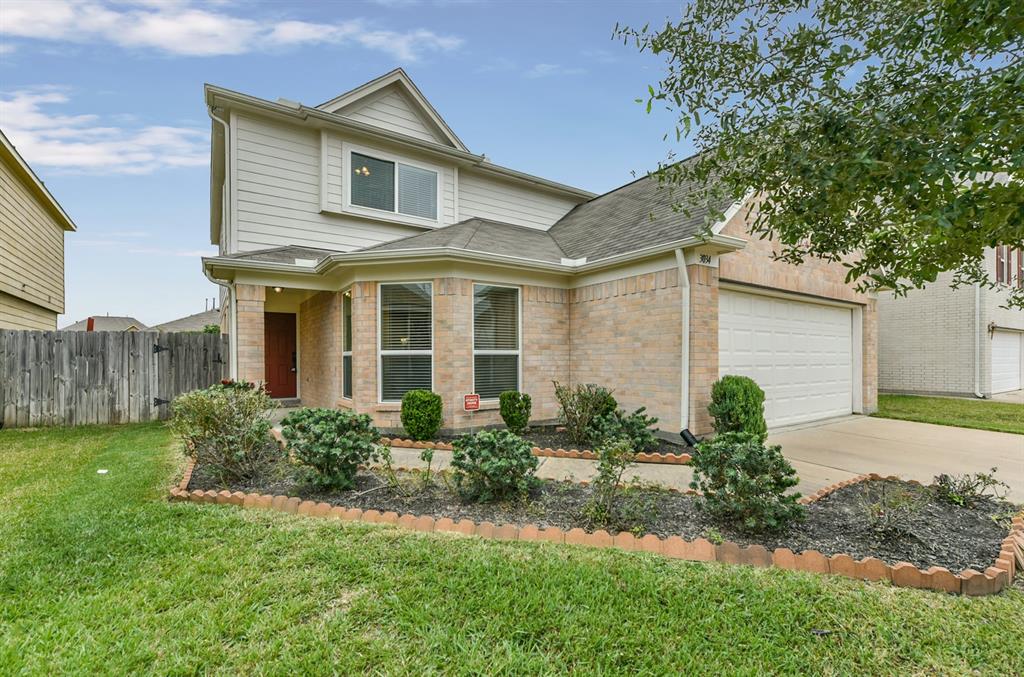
[0,42,15,54]
[0,87,207,174]
[524,63,587,79]
[0,0,463,61]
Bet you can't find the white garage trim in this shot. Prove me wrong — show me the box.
[990,330,1023,394]
[718,283,864,428]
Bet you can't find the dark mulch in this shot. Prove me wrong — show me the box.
[191,461,1015,574]
[431,425,691,455]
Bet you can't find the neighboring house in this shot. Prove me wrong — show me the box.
[878,247,1024,398]
[202,69,877,435]
[62,316,148,332]
[0,130,76,330]
[152,309,221,333]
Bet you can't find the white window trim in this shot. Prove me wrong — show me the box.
[471,282,522,402]
[378,281,434,403]
[342,141,442,228]
[341,288,353,401]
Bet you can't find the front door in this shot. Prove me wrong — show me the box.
[264,312,297,398]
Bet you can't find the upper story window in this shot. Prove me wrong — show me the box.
[995,246,1022,288]
[350,150,438,221]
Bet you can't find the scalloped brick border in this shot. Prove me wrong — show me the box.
[172,460,1021,596]
[381,437,692,465]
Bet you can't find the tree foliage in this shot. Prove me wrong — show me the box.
[620,0,1024,306]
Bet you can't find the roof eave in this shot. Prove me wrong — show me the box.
[0,130,77,232]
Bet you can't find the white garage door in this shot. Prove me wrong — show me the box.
[719,289,854,427]
[991,331,1022,393]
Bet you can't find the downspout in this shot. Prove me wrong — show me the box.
[974,283,986,399]
[675,249,691,431]
[207,106,238,379]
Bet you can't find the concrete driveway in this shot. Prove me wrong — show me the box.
[390,416,1024,502]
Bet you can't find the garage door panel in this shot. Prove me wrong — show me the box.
[720,289,854,427]
[991,331,1022,394]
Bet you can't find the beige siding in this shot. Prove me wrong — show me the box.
[0,156,66,314]
[233,113,427,253]
[0,289,56,329]
[458,170,579,230]
[341,88,445,145]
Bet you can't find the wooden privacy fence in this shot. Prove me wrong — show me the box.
[0,330,229,428]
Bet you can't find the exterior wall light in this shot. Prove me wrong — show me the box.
[273,287,282,293]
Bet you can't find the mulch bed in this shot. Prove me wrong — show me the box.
[190,460,1017,574]
[433,425,691,455]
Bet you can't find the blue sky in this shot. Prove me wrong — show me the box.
[0,0,691,327]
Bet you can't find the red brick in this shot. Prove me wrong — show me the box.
[924,566,961,594]
[716,542,743,565]
[585,530,613,548]
[743,544,772,568]
[828,554,857,578]
[855,557,891,582]
[773,548,798,570]
[960,569,995,596]
[475,521,495,539]
[795,550,829,574]
[283,497,301,514]
[493,524,519,541]
[297,500,317,515]
[638,534,663,554]
[434,518,457,533]
[271,495,289,511]
[312,502,332,517]
[564,528,588,546]
[328,507,347,520]
[452,519,476,535]
[379,511,399,525]
[242,494,259,508]
[255,494,273,509]
[890,562,925,589]
[413,516,435,532]
[613,532,637,551]
[688,538,715,562]
[397,514,416,530]
[216,490,233,504]
[342,508,363,522]
[539,527,564,544]
[519,525,540,541]
[662,536,690,559]
[984,567,1008,593]
[362,509,382,523]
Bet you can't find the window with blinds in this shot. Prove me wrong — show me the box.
[349,150,438,221]
[342,291,353,399]
[379,282,432,401]
[473,284,519,399]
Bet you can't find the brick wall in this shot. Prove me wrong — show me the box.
[235,284,265,385]
[522,285,570,422]
[687,265,718,434]
[298,290,342,408]
[569,268,683,433]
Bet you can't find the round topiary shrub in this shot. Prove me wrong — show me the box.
[708,375,768,442]
[689,431,804,532]
[400,390,443,440]
[498,390,532,434]
[280,407,381,489]
[450,430,539,502]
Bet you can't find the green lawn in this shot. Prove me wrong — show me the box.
[2,424,1022,674]
[874,394,1024,435]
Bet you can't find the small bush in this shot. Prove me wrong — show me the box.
[861,483,925,541]
[689,431,804,532]
[499,391,532,434]
[589,406,659,451]
[708,375,768,442]
[281,408,381,489]
[201,324,221,334]
[553,381,617,445]
[931,467,1008,507]
[400,390,443,440]
[450,430,539,502]
[169,382,277,484]
[581,437,638,528]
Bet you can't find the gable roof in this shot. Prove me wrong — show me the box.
[362,218,567,264]
[152,309,220,332]
[317,68,467,151]
[62,316,148,331]
[0,129,77,232]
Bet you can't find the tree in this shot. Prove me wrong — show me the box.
[619,0,1024,306]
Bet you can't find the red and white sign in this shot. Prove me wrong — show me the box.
[463,394,480,411]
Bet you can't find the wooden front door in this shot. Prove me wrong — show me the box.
[264,312,297,398]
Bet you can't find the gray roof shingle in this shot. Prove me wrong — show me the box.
[62,316,148,331]
[152,309,221,332]
[361,218,567,263]
[224,246,334,265]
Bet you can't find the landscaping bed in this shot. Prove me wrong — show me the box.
[189,461,1016,574]
[431,425,691,455]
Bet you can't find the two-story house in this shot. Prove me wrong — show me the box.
[878,248,1024,399]
[202,69,878,436]
[0,130,76,330]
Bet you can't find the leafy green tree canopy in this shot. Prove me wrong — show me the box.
[620,0,1024,306]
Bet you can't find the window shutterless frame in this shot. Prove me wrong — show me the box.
[471,283,522,401]
[377,281,434,403]
[342,289,353,400]
[342,141,442,227]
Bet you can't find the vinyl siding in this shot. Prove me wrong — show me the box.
[340,88,445,145]
[981,247,1024,393]
[0,155,65,314]
[0,289,56,330]
[458,170,580,231]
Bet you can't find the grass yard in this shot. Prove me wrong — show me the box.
[873,394,1024,435]
[1,424,1022,674]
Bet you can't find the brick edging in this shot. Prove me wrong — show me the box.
[381,437,693,465]
[170,461,1022,596]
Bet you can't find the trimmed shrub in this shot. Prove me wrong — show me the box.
[708,375,768,442]
[588,406,659,452]
[169,382,277,484]
[689,431,804,532]
[281,408,381,489]
[450,430,539,502]
[931,467,1008,507]
[499,390,532,434]
[552,381,617,445]
[400,390,443,440]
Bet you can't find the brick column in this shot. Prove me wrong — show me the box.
[350,281,378,417]
[235,284,266,385]
[687,264,719,435]
[298,291,342,408]
[434,278,475,429]
[862,298,878,413]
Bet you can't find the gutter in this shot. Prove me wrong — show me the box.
[974,283,986,399]
[674,249,691,431]
[206,106,237,379]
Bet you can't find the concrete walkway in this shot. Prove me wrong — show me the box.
[388,416,1024,502]
[992,390,1024,404]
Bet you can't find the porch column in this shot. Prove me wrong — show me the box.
[235,284,266,385]
[688,264,719,435]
